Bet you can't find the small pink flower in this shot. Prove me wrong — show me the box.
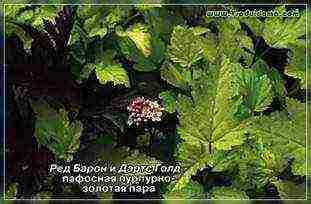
[127,96,164,126]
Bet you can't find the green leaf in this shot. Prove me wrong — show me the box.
[177,59,243,165]
[96,135,113,145]
[236,68,273,115]
[243,98,307,175]
[4,5,25,37]
[16,5,61,30]
[80,60,129,87]
[117,23,165,72]
[291,147,306,176]
[100,112,128,133]
[78,5,131,37]
[4,5,25,21]
[160,62,189,89]
[117,24,165,72]
[286,40,309,89]
[149,35,166,65]
[127,24,152,57]
[89,26,108,38]
[83,14,108,38]
[33,100,82,162]
[169,59,245,196]
[166,150,235,198]
[201,31,218,64]
[192,26,209,36]
[5,5,61,49]
[117,34,153,71]
[263,7,306,47]
[218,18,253,63]
[267,67,287,98]
[168,25,204,68]
[213,130,245,150]
[5,183,18,199]
[235,135,270,191]
[165,152,210,198]
[132,57,158,72]
[159,91,177,113]
[95,64,130,87]
[79,63,95,81]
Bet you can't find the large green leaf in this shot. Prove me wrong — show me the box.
[243,98,307,175]
[177,59,244,166]
[263,7,306,48]
[218,18,253,63]
[239,7,308,90]
[33,100,83,162]
[207,98,308,193]
[167,58,246,196]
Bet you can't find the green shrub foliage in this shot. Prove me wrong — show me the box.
[5,3,308,199]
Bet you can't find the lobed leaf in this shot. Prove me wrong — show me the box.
[243,98,307,175]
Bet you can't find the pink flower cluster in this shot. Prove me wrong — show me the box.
[127,96,164,126]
